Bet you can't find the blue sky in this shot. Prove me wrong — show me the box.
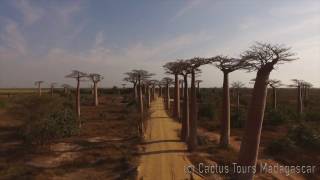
[0,0,319,88]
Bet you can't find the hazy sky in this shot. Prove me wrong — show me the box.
[0,0,319,88]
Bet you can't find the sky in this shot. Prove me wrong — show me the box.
[0,0,319,88]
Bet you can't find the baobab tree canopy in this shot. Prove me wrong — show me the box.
[210,56,244,73]
[88,73,103,83]
[34,81,44,85]
[65,70,88,79]
[241,42,297,71]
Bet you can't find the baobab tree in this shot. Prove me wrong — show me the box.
[195,80,202,97]
[176,60,193,142]
[179,79,184,99]
[163,61,182,119]
[158,81,163,97]
[302,81,312,103]
[88,73,103,106]
[123,72,138,99]
[61,84,72,94]
[34,81,44,96]
[149,80,159,101]
[161,77,173,112]
[290,79,304,116]
[50,82,57,97]
[237,42,296,180]
[231,81,245,112]
[209,56,244,147]
[65,70,88,119]
[185,57,210,151]
[268,79,282,110]
[131,69,154,136]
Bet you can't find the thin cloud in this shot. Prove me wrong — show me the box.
[170,0,204,22]
[14,0,43,25]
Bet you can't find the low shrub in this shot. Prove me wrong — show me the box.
[288,123,320,150]
[264,108,289,126]
[198,103,215,119]
[265,137,297,155]
[304,110,320,122]
[0,99,7,108]
[9,95,79,144]
[231,109,246,128]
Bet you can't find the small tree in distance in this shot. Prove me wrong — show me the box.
[161,77,174,112]
[163,61,182,120]
[123,72,139,99]
[88,73,103,106]
[232,81,245,112]
[34,81,44,96]
[50,82,58,97]
[65,70,88,121]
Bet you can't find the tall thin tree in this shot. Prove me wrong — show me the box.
[65,70,88,120]
[209,56,244,147]
[34,81,44,96]
[88,73,103,106]
[185,57,210,151]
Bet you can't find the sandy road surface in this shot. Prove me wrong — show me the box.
[138,98,201,180]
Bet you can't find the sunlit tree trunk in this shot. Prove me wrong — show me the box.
[94,82,98,106]
[159,86,162,97]
[188,69,197,151]
[181,75,189,142]
[220,72,230,147]
[152,84,155,101]
[138,78,144,136]
[134,83,138,100]
[174,74,180,119]
[147,85,151,108]
[237,68,270,180]
[166,84,170,111]
[76,78,81,118]
[38,84,42,96]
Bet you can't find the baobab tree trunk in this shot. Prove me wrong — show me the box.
[237,68,270,180]
[91,85,94,95]
[181,81,184,99]
[51,86,54,96]
[174,74,180,119]
[94,82,98,106]
[181,75,189,142]
[76,79,81,118]
[297,85,303,116]
[134,83,138,100]
[166,84,170,111]
[188,69,197,151]
[272,87,277,110]
[152,85,155,101]
[138,79,144,136]
[38,84,41,96]
[220,72,230,147]
[147,85,151,108]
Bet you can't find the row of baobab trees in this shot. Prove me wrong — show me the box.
[125,42,302,180]
[34,71,104,119]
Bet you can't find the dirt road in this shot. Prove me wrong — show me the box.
[138,98,200,180]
